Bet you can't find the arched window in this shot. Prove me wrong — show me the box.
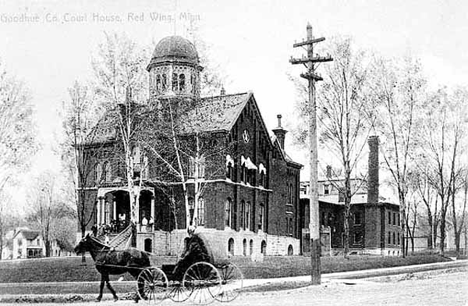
[258,204,265,231]
[197,197,205,226]
[172,73,178,91]
[156,74,161,92]
[162,74,167,91]
[240,200,245,229]
[261,240,267,254]
[392,232,396,244]
[179,73,185,91]
[191,73,196,93]
[228,238,235,256]
[245,202,251,230]
[288,245,293,256]
[144,238,152,252]
[249,239,253,255]
[225,198,232,227]
[243,239,247,256]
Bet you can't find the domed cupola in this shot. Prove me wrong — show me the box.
[147,35,203,101]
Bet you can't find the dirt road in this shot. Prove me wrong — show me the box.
[1,268,466,306]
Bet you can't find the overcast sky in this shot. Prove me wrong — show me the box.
[1,0,467,209]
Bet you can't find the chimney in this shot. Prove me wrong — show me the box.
[220,86,226,96]
[367,136,379,205]
[272,114,288,150]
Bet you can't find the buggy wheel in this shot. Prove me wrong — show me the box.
[137,267,168,304]
[183,262,222,305]
[168,281,192,302]
[215,263,243,302]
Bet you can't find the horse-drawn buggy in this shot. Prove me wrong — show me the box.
[74,225,243,304]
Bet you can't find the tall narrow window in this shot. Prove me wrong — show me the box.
[162,74,167,91]
[188,197,194,225]
[259,204,265,231]
[104,161,112,182]
[197,197,205,226]
[172,73,178,91]
[225,198,232,227]
[354,212,361,225]
[95,162,102,183]
[191,73,196,93]
[240,200,245,229]
[156,74,161,92]
[179,73,185,92]
[245,202,251,230]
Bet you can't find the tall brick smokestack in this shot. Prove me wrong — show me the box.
[367,136,379,205]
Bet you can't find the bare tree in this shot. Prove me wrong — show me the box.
[91,32,149,245]
[291,37,371,257]
[368,56,426,257]
[62,81,103,240]
[26,171,73,257]
[420,88,465,255]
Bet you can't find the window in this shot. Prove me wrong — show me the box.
[243,239,247,256]
[245,202,251,230]
[191,73,196,93]
[288,245,293,256]
[250,240,253,255]
[354,212,362,225]
[228,238,234,256]
[189,156,205,178]
[388,232,391,244]
[397,213,400,226]
[188,197,194,225]
[172,73,178,91]
[225,198,232,227]
[289,183,293,204]
[324,184,330,195]
[95,162,102,183]
[144,239,152,252]
[259,204,265,231]
[289,217,293,235]
[179,73,185,91]
[197,198,205,226]
[162,74,167,91]
[397,233,400,245]
[239,200,245,229]
[392,232,396,244]
[354,232,362,244]
[388,212,392,225]
[104,161,112,182]
[156,74,161,92]
[393,213,396,225]
[261,240,267,254]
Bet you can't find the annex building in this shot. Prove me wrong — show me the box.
[300,136,402,256]
[79,35,302,257]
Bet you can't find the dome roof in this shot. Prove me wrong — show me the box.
[149,35,199,67]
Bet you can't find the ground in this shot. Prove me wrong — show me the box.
[1,267,466,305]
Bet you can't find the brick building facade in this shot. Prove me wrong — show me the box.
[78,35,302,256]
[300,136,402,256]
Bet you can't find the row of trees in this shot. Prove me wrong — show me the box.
[292,37,467,257]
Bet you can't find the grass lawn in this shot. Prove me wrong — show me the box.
[0,254,451,283]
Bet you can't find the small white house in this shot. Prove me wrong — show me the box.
[12,230,45,259]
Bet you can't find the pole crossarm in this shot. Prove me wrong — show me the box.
[293,37,325,47]
[290,56,333,65]
[300,72,323,81]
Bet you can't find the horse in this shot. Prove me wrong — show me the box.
[74,234,150,302]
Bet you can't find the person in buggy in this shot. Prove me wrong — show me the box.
[172,225,214,281]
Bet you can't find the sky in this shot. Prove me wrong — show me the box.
[1,0,467,210]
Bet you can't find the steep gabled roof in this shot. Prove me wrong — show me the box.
[177,92,251,134]
[14,230,40,240]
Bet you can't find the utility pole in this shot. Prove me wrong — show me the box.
[290,23,332,285]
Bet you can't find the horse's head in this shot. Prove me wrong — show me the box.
[74,234,91,255]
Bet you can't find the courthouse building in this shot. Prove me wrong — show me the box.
[79,35,302,256]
